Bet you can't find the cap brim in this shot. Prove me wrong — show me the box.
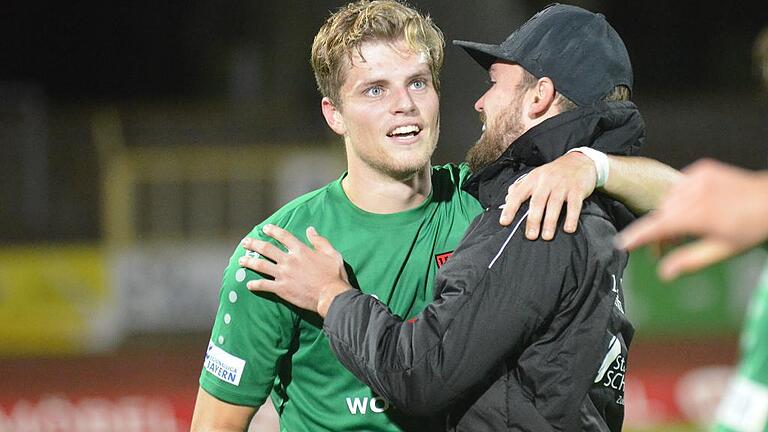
[453,40,511,70]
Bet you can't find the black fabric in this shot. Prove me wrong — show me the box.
[454,3,633,106]
[465,100,642,231]
[324,102,640,431]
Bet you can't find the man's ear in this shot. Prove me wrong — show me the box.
[529,77,557,118]
[321,97,346,135]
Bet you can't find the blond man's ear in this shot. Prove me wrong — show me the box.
[321,97,346,135]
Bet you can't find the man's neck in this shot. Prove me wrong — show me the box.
[342,163,432,214]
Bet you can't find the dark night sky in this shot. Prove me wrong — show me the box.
[2,1,766,100]
[0,1,766,242]
[603,1,767,94]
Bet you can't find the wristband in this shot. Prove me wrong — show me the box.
[567,146,609,188]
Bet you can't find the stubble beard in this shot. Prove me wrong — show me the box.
[358,126,439,181]
[465,99,526,173]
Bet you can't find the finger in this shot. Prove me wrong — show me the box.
[241,236,259,251]
[246,278,278,293]
[500,183,529,226]
[525,190,549,240]
[307,226,338,255]
[238,254,279,278]
[263,224,305,251]
[657,239,741,280]
[540,191,566,241]
[643,237,685,258]
[614,212,677,251]
[649,241,664,258]
[243,238,286,263]
[563,194,582,233]
[682,158,722,177]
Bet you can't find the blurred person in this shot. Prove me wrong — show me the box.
[615,160,768,281]
[614,160,768,432]
[616,27,768,432]
[241,4,654,430]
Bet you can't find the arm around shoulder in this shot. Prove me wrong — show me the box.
[602,155,681,214]
[190,386,257,432]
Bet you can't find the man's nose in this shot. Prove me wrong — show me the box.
[392,87,417,114]
[474,94,485,113]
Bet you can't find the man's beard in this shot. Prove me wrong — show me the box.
[465,99,526,172]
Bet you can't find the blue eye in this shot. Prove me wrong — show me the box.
[365,86,384,97]
[411,79,427,90]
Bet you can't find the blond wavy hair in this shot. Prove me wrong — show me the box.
[311,0,444,106]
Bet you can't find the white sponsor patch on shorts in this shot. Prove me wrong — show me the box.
[204,340,246,386]
[716,375,768,432]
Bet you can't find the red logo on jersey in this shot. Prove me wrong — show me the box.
[435,251,454,268]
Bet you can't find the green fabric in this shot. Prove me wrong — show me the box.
[740,264,768,384]
[716,260,768,431]
[199,163,482,431]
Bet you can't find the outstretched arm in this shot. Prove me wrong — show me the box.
[601,155,681,215]
[501,152,680,240]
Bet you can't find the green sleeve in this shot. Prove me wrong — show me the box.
[199,224,297,407]
[714,263,768,431]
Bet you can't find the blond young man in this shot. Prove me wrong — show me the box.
[192,1,676,431]
[192,4,483,430]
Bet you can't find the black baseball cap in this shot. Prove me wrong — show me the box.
[454,3,633,107]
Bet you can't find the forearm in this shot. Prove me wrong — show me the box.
[317,280,354,317]
[324,290,460,415]
[601,155,681,214]
[322,237,545,415]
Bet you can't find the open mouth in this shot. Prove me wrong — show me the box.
[386,124,422,139]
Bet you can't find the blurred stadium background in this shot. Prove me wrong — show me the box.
[1,0,766,430]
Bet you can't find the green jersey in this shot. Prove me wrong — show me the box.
[199,164,483,431]
[716,260,768,432]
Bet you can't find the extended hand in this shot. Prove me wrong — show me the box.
[615,159,768,280]
[500,151,596,240]
[239,225,352,317]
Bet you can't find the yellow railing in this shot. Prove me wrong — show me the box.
[91,109,344,246]
[0,108,346,355]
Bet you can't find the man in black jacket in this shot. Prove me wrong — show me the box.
[244,4,639,431]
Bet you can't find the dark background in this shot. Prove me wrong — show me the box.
[1,0,767,242]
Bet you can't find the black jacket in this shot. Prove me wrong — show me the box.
[324,101,642,431]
